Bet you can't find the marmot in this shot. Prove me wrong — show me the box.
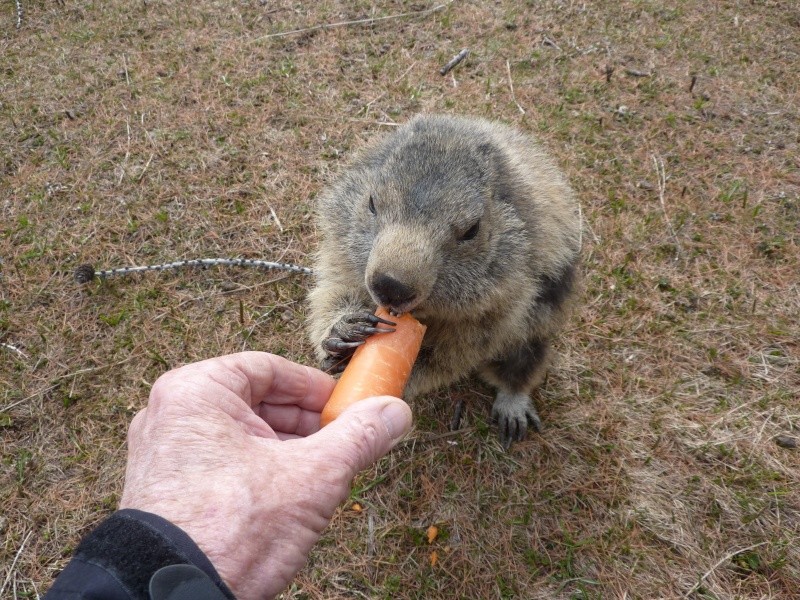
[307,114,581,449]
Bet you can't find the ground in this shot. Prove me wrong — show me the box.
[1,1,798,598]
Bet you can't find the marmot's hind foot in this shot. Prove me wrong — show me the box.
[491,391,542,450]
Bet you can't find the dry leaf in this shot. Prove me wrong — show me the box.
[426,525,439,544]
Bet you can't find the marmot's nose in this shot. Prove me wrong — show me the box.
[370,273,417,311]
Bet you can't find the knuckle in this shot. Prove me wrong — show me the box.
[127,409,147,442]
[149,371,179,404]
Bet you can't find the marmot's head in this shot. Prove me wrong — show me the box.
[324,116,527,320]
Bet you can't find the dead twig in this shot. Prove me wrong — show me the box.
[267,204,283,232]
[652,154,683,262]
[15,0,23,29]
[506,59,526,115]
[136,152,155,183]
[1,342,27,359]
[439,48,469,76]
[367,513,376,557]
[121,53,131,86]
[240,306,278,352]
[117,117,131,185]
[542,35,561,50]
[625,67,651,78]
[0,530,32,597]
[578,199,601,248]
[254,2,452,42]
[683,542,769,598]
[404,428,473,445]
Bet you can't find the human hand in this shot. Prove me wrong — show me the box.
[119,352,412,600]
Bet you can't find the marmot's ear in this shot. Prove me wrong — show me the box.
[476,142,513,203]
[475,142,504,186]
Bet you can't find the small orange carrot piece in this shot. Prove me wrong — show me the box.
[320,307,426,427]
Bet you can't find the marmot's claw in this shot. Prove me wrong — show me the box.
[321,310,395,365]
[322,312,395,354]
[491,392,542,450]
[353,324,395,337]
[343,316,396,338]
[322,338,365,355]
[347,312,396,328]
[495,414,526,450]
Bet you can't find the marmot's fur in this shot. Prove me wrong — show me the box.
[307,115,581,448]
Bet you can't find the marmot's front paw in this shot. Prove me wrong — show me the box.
[321,311,395,373]
[491,391,542,450]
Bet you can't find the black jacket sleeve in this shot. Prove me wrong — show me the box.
[44,508,236,600]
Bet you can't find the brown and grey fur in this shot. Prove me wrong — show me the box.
[307,114,581,448]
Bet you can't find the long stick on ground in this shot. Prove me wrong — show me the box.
[254,2,451,41]
[74,258,313,284]
[15,0,23,28]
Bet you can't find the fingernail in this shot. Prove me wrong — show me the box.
[380,401,412,441]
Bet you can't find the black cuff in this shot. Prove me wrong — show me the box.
[46,509,235,600]
[150,564,231,600]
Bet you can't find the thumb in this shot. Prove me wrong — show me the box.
[307,397,412,480]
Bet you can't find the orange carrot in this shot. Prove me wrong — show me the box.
[320,307,426,427]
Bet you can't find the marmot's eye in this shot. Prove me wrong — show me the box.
[368,195,377,215]
[459,220,480,241]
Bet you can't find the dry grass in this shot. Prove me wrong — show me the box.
[2,1,799,598]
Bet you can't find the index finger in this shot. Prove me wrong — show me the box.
[240,351,335,411]
[197,351,336,412]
